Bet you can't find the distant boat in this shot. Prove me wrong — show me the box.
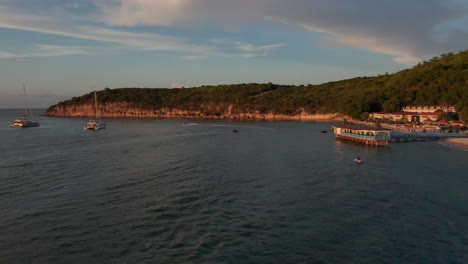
[10,83,40,128]
[354,157,362,163]
[182,123,200,126]
[321,130,328,133]
[84,91,106,130]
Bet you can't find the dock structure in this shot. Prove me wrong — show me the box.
[391,132,468,142]
[333,121,392,146]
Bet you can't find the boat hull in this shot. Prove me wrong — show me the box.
[84,127,105,130]
[84,122,106,130]
[10,120,40,128]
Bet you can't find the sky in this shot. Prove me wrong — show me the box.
[0,0,467,108]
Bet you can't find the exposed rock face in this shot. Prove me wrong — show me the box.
[46,102,343,121]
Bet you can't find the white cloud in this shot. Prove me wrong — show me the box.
[99,0,260,27]
[0,4,283,58]
[1,0,467,64]
[0,44,93,58]
[0,51,15,58]
[179,55,207,60]
[394,55,423,66]
[235,42,285,52]
[0,6,213,55]
[170,83,189,88]
[204,39,285,58]
[99,0,468,65]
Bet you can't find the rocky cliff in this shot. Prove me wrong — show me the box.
[46,102,343,121]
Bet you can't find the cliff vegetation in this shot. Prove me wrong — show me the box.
[47,50,468,121]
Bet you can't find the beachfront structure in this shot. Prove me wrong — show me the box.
[451,120,464,127]
[370,105,459,123]
[435,119,450,127]
[370,112,439,122]
[333,121,392,146]
[401,105,456,113]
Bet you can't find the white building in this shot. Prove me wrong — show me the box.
[401,105,456,113]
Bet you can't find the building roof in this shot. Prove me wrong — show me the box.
[417,113,439,116]
[396,112,438,115]
[402,105,455,108]
[423,118,433,122]
[436,119,450,123]
[370,112,439,116]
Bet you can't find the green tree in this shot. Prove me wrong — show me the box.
[435,109,447,120]
[460,108,468,123]
[360,112,370,120]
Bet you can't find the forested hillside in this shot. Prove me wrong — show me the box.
[48,50,468,120]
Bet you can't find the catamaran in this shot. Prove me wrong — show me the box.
[84,90,106,130]
[10,83,40,128]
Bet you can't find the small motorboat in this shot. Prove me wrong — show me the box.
[321,130,328,133]
[84,119,106,130]
[354,157,362,163]
[232,130,238,133]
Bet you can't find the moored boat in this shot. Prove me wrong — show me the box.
[84,90,106,130]
[84,119,106,130]
[10,115,40,127]
[10,83,40,128]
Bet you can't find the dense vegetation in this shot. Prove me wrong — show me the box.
[49,50,468,120]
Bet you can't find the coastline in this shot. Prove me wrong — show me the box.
[45,114,344,122]
[45,103,348,122]
[442,138,468,149]
[348,120,468,149]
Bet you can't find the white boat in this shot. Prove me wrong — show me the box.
[10,83,40,128]
[84,119,106,130]
[84,90,106,130]
[11,115,40,128]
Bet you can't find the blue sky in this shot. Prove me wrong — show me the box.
[0,0,467,108]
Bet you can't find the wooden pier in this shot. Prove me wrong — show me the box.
[336,134,391,145]
[333,120,468,146]
[391,133,468,143]
[333,122,392,146]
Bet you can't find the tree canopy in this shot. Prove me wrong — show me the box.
[48,50,468,118]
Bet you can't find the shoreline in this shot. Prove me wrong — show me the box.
[42,112,468,148]
[45,111,348,123]
[44,114,345,123]
[442,138,468,149]
[45,103,350,122]
[344,119,468,150]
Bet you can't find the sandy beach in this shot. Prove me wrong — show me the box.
[443,138,468,149]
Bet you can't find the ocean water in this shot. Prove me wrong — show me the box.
[0,109,467,264]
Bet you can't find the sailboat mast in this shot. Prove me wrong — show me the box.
[94,90,99,119]
[23,83,34,116]
[23,83,27,116]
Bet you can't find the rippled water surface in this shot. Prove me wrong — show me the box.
[1,109,467,263]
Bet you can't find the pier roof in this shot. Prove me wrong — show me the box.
[333,121,391,131]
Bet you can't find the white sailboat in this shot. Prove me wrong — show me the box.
[84,90,106,130]
[10,83,40,128]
